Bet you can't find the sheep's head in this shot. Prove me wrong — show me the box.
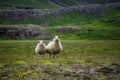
[53,36,60,42]
[38,40,44,46]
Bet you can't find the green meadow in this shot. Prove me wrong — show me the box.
[0,0,120,79]
[0,40,120,79]
[0,10,120,79]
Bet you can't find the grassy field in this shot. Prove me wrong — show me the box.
[0,0,120,79]
[0,40,120,80]
[0,0,60,9]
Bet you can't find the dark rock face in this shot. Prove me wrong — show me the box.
[105,2,120,10]
[0,25,52,40]
[0,2,119,21]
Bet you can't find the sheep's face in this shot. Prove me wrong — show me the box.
[53,36,59,42]
[38,40,44,46]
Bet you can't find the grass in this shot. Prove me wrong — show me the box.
[0,0,60,9]
[0,1,120,79]
[0,40,120,79]
[47,26,120,40]
[0,40,120,66]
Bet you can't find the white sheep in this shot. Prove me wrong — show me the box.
[46,36,63,58]
[35,40,46,58]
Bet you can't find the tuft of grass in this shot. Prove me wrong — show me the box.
[14,60,27,65]
[0,63,4,68]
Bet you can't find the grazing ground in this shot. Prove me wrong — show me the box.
[0,40,120,80]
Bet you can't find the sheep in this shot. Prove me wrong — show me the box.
[35,40,46,58]
[46,36,63,58]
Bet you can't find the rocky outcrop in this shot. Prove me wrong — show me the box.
[0,25,52,40]
[0,2,119,21]
[105,2,120,10]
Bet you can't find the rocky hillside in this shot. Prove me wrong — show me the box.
[0,0,119,9]
[0,0,119,40]
[0,2,119,21]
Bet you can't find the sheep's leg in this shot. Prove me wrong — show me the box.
[56,54,58,58]
[49,54,52,59]
[53,54,56,59]
[55,54,58,59]
[42,54,44,58]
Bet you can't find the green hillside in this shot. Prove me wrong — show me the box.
[0,0,120,40]
[0,0,120,9]
[0,9,119,40]
[0,0,60,9]
[0,1,120,79]
[46,10,120,40]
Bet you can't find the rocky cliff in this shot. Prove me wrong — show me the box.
[0,2,119,21]
[0,25,52,40]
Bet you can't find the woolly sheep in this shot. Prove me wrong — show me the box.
[35,40,46,58]
[46,36,63,58]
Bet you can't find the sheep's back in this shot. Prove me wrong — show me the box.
[35,44,46,54]
[46,41,62,54]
